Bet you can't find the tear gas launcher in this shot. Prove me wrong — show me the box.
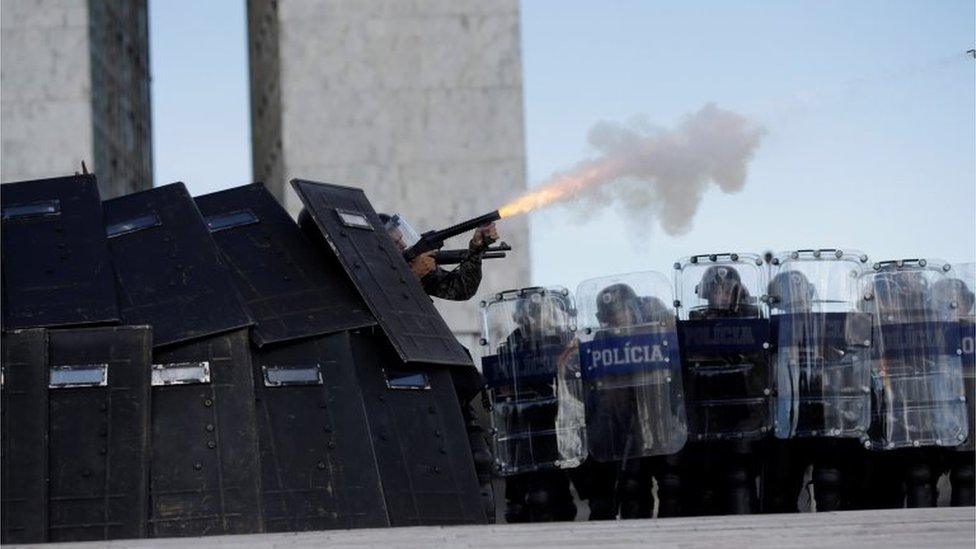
[402,210,502,262]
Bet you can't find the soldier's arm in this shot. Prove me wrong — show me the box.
[421,247,485,301]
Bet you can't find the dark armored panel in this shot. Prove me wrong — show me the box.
[349,333,484,526]
[0,175,118,329]
[195,183,374,346]
[103,183,251,348]
[1,329,49,544]
[291,179,471,367]
[148,329,262,537]
[251,333,388,531]
[46,326,152,542]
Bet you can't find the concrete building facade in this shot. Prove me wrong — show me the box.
[248,0,531,346]
[1,0,151,198]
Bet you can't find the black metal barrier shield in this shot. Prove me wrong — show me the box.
[195,183,375,346]
[252,333,388,531]
[291,179,470,367]
[103,183,251,348]
[148,329,262,537]
[678,318,774,441]
[1,329,49,544]
[349,332,484,526]
[47,326,152,542]
[1,175,119,329]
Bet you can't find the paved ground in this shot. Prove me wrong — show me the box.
[16,507,975,548]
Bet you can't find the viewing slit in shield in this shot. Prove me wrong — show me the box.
[1,329,49,544]
[103,183,262,537]
[0,174,119,329]
[196,183,388,531]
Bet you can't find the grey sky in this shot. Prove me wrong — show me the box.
[150,0,975,293]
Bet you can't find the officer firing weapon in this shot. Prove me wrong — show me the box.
[433,243,511,265]
[402,210,502,262]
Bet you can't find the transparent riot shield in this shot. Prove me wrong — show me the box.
[674,253,773,441]
[576,272,687,462]
[948,262,975,452]
[480,287,586,475]
[768,249,872,439]
[859,259,968,450]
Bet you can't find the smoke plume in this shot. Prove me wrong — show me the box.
[502,103,766,237]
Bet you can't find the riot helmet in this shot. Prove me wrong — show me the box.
[639,295,672,324]
[380,212,421,252]
[512,291,571,339]
[695,265,745,313]
[929,277,975,318]
[767,270,816,313]
[595,283,643,327]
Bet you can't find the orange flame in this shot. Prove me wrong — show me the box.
[498,161,620,218]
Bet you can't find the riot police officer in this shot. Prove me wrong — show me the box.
[763,250,873,513]
[575,275,687,519]
[931,268,975,506]
[496,292,576,522]
[481,288,584,523]
[674,254,773,516]
[856,260,969,509]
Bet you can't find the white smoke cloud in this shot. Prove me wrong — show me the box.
[549,103,766,237]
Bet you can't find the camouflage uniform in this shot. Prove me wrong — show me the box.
[422,246,487,301]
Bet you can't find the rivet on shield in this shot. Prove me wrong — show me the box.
[327,441,336,449]
[207,441,216,449]
[204,399,213,407]
[193,463,202,471]
[205,424,214,432]
[763,388,771,396]
[762,342,770,349]
[673,262,682,270]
